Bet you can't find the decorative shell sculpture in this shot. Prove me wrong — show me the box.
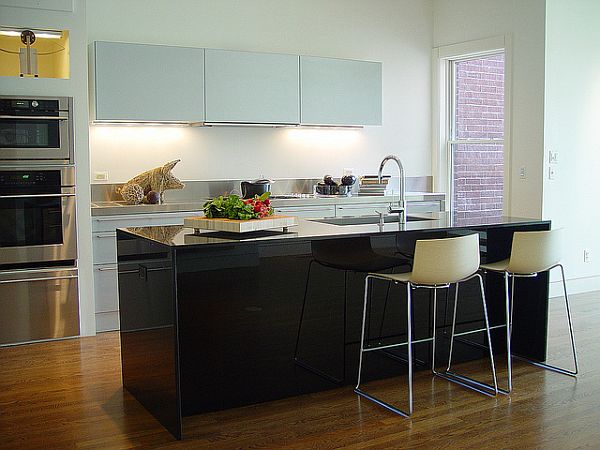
[120,159,185,204]
[120,183,144,205]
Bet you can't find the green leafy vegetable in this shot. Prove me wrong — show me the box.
[203,193,273,220]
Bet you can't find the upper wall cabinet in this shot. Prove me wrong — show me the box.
[92,41,205,122]
[300,56,382,126]
[204,49,300,124]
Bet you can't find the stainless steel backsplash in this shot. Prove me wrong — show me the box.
[91,176,433,202]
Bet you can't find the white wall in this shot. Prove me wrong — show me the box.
[544,0,600,294]
[0,0,95,335]
[433,0,547,219]
[86,0,434,182]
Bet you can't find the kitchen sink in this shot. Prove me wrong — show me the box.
[310,215,435,226]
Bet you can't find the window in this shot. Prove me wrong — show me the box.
[451,53,505,219]
[433,36,509,219]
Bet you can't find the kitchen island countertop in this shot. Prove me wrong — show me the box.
[119,212,547,247]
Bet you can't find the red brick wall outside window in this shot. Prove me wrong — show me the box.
[453,53,504,218]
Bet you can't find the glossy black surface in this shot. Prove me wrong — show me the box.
[117,232,181,439]
[118,214,551,440]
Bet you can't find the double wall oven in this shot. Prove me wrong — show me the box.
[0,96,79,346]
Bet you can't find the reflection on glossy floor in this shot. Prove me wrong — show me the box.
[1,291,599,448]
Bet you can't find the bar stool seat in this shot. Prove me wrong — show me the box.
[480,229,578,393]
[355,233,499,417]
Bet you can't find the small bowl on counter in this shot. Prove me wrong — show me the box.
[314,184,352,196]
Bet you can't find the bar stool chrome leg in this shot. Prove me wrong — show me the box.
[355,276,414,417]
[441,274,498,396]
[505,271,513,393]
[512,264,579,377]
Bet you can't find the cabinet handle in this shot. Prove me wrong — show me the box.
[0,275,77,284]
[0,193,75,199]
[96,266,117,272]
[0,114,68,120]
[95,233,116,238]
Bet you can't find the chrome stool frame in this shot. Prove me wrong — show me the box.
[355,271,498,417]
[474,229,579,393]
[476,263,579,394]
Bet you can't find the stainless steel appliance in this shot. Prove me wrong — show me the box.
[0,95,73,164]
[0,267,79,345]
[0,162,79,345]
[0,165,76,266]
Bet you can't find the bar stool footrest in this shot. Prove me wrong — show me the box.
[354,388,410,417]
[436,371,497,397]
[512,354,578,377]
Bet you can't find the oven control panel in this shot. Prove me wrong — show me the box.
[0,170,61,191]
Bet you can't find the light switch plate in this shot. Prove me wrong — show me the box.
[93,171,109,181]
[549,150,559,164]
[519,166,526,179]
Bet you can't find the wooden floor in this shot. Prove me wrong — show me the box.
[1,292,599,449]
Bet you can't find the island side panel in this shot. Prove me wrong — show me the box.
[484,222,551,361]
[173,232,499,416]
[117,230,182,439]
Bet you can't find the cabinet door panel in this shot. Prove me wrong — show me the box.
[94,264,119,313]
[205,49,299,124]
[273,206,335,219]
[94,41,205,122]
[300,56,382,126]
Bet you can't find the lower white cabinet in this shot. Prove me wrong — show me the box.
[94,264,119,332]
[273,205,335,219]
[336,203,391,217]
[92,211,201,332]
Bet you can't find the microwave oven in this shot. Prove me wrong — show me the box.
[0,96,73,164]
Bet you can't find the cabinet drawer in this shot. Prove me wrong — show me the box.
[336,203,390,217]
[92,211,200,232]
[407,201,443,213]
[94,264,119,314]
[93,232,117,265]
[273,206,335,219]
[95,311,120,333]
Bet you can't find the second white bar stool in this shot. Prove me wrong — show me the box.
[480,229,578,393]
[355,233,498,417]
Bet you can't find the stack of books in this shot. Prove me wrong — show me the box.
[359,175,391,195]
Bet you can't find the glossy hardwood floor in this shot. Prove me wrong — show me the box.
[1,291,599,449]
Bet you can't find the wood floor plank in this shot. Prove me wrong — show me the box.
[0,293,598,448]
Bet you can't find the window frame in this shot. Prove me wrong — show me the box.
[432,35,512,215]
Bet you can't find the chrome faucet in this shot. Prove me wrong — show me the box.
[378,154,406,223]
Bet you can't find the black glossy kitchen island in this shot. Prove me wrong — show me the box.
[116,213,550,439]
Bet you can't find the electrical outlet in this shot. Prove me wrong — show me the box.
[548,166,556,180]
[584,249,591,263]
[519,166,526,179]
[549,150,559,164]
[93,171,109,181]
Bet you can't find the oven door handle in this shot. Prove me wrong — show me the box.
[0,275,78,284]
[0,115,69,121]
[0,193,76,199]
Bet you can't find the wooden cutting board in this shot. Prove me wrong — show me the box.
[184,215,298,233]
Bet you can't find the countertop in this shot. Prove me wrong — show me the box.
[91,192,444,216]
[119,212,549,248]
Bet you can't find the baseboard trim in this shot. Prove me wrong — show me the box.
[549,274,600,298]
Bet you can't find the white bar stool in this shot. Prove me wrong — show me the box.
[480,229,578,393]
[355,233,498,417]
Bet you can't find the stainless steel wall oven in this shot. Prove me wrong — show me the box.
[0,96,73,164]
[0,165,76,267]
